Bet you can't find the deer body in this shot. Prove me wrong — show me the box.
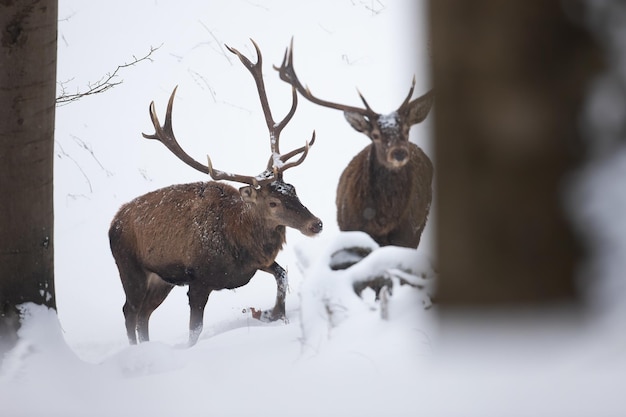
[110,180,320,345]
[337,141,432,248]
[111,182,287,289]
[111,40,321,346]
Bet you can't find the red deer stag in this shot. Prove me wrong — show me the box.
[275,40,434,249]
[109,40,322,346]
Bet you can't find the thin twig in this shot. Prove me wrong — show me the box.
[56,45,162,106]
[55,140,93,193]
[71,134,113,177]
[198,21,233,65]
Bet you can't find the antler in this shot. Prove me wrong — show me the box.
[142,87,262,186]
[399,76,417,110]
[275,38,433,122]
[274,38,378,117]
[143,40,314,188]
[272,131,316,171]
[226,39,315,181]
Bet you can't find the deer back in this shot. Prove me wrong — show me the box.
[110,182,277,277]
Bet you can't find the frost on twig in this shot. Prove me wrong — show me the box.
[56,45,162,106]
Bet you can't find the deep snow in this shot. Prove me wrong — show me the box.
[1,1,626,416]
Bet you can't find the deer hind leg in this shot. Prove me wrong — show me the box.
[252,262,287,322]
[135,273,174,343]
[123,301,139,344]
[187,284,212,347]
[116,258,149,345]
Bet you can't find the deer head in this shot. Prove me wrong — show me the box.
[275,39,434,170]
[142,39,321,236]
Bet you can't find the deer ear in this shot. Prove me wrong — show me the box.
[239,186,257,202]
[344,111,372,133]
[406,91,434,125]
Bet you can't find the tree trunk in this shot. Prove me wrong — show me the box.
[430,1,601,305]
[0,0,57,356]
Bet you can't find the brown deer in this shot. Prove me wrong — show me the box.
[275,40,434,249]
[109,40,322,346]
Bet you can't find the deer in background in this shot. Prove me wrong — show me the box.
[275,40,434,249]
[109,40,322,346]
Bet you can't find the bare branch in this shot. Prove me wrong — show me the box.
[55,140,93,193]
[71,134,113,177]
[56,45,162,106]
[198,21,233,65]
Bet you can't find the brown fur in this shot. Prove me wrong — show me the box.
[109,180,321,345]
[336,142,433,248]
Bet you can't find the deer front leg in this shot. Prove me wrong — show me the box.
[251,262,287,322]
[187,284,212,347]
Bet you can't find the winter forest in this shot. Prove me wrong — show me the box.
[2,0,626,416]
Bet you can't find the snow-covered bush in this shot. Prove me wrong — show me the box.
[295,231,436,356]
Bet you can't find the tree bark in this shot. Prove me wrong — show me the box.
[430,1,602,305]
[0,0,57,355]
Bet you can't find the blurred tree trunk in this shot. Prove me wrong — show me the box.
[0,0,57,357]
[430,1,602,305]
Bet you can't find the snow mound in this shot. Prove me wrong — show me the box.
[296,231,436,358]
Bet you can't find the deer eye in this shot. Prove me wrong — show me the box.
[269,201,278,208]
[371,132,381,141]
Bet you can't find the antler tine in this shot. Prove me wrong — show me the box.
[399,75,417,110]
[275,86,298,137]
[206,154,262,188]
[143,86,262,187]
[274,38,377,117]
[142,86,211,175]
[274,38,307,99]
[279,130,316,172]
[265,130,316,172]
[356,88,375,114]
[226,40,279,153]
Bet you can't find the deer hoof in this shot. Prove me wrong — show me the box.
[249,307,285,323]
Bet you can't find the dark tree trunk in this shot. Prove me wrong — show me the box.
[0,0,57,356]
[430,1,602,305]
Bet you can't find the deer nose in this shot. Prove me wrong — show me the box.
[309,219,323,234]
[391,148,408,162]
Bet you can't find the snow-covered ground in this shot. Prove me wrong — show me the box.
[1,1,626,416]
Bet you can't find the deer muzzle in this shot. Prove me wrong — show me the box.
[305,218,323,236]
[387,146,410,168]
